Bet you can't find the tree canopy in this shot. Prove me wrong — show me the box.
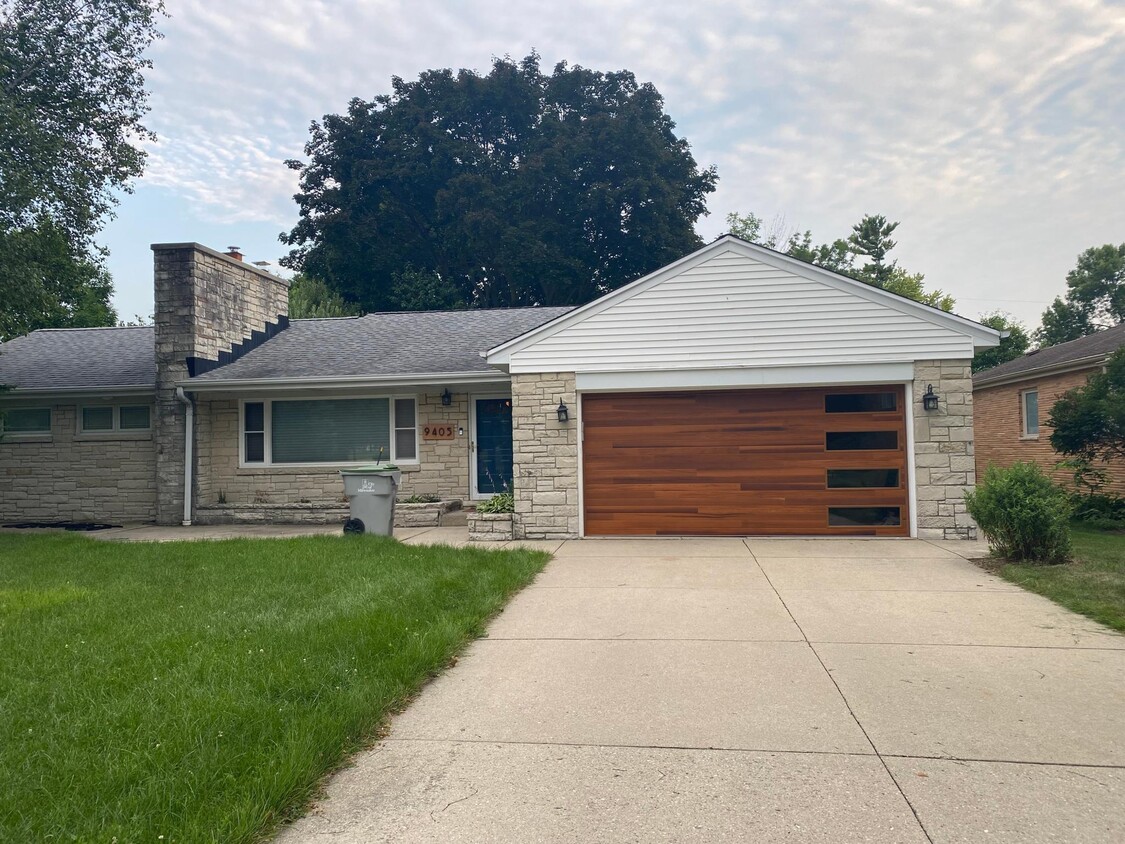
[725,211,955,311]
[282,53,717,312]
[1035,244,1125,348]
[972,311,1030,373]
[0,0,164,339]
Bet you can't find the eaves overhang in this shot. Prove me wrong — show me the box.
[178,370,510,393]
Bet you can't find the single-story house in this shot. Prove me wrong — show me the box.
[1,236,1002,539]
[973,323,1125,493]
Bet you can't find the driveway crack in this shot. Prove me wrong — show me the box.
[743,538,936,844]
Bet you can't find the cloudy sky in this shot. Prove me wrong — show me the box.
[102,0,1125,330]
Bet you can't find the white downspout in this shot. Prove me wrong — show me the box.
[175,387,194,526]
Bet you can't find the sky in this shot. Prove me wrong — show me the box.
[101,0,1125,330]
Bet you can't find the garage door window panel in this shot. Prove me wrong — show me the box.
[828,507,902,527]
[825,392,898,413]
[825,430,899,450]
[827,468,901,488]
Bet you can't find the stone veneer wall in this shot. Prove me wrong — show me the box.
[192,389,471,512]
[913,359,978,540]
[511,372,579,539]
[153,244,290,524]
[0,404,156,523]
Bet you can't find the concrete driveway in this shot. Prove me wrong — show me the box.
[277,538,1125,843]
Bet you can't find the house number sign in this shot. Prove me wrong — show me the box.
[423,423,456,440]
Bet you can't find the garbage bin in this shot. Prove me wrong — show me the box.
[340,466,401,536]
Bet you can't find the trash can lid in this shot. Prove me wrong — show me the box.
[342,464,400,473]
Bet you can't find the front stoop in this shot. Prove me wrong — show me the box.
[468,512,514,541]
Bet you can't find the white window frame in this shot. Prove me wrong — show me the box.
[239,395,419,468]
[1020,389,1039,439]
[77,404,152,436]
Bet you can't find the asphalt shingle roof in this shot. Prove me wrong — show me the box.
[0,326,156,391]
[974,323,1125,386]
[190,307,574,383]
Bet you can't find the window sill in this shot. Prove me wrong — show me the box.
[76,431,153,441]
[237,463,422,473]
[0,433,52,443]
[1019,434,1040,441]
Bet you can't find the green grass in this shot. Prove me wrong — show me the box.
[0,533,549,842]
[997,524,1125,632]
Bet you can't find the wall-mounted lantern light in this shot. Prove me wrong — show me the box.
[441,388,452,407]
[556,400,570,423]
[922,384,939,412]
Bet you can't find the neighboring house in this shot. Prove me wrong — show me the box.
[1,237,1002,539]
[973,324,1125,493]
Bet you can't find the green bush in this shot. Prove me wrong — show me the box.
[477,491,514,514]
[965,462,1072,564]
[1069,492,1125,527]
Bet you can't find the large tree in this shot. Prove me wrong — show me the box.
[282,54,717,311]
[0,0,164,339]
[726,211,954,311]
[1035,244,1125,348]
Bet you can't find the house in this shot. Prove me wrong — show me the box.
[0,237,1002,539]
[973,323,1125,493]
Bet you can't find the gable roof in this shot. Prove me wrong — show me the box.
[0,326,156,393]
[188,307,573,387]
[487,235,1003,372]
[974,323,1125,388]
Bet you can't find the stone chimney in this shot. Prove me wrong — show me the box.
[151,243,290,524]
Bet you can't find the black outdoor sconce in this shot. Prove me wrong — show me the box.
[441,388,452,407]
[922,384,939,412]
[556,400,570,423]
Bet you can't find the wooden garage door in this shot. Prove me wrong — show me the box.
[582,386,909,537]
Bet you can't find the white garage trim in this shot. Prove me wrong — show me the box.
[575,363,916,392]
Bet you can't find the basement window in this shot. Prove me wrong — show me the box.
[241,397,418,466]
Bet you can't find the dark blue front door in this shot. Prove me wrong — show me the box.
[475,397,513,495]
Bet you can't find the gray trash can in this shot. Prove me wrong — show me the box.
[340,466,401,536]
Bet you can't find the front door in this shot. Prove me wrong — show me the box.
[472,396,513,498]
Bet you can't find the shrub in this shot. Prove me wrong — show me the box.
[964,462,1072,564]
[477,491,514,514]
[399,494,441,504]
[1069,492,1125,527]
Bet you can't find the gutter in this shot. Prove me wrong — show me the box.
[174,370,509,393]
[973,353,1109,390]
[175,387,194,526]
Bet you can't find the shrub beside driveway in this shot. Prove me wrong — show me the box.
[0,533,548,843]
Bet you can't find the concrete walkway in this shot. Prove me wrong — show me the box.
[276,537,1125,843]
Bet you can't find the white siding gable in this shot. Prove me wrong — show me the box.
[501,244,986,374]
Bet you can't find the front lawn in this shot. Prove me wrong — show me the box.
[996,524,1125,633]
[0,533,548,842]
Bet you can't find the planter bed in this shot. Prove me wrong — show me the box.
[469,511,514,541]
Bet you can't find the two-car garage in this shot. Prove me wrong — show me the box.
[581,386,909,537]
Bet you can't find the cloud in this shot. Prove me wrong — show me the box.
[131,0,1125,326]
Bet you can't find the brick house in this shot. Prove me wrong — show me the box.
[1,237,1002,539]
[973,324,1125,494]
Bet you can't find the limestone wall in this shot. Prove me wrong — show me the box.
[511,372,579,539]
[193,389,472,509]
[0,404,157,523]
[913,360,978,540]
